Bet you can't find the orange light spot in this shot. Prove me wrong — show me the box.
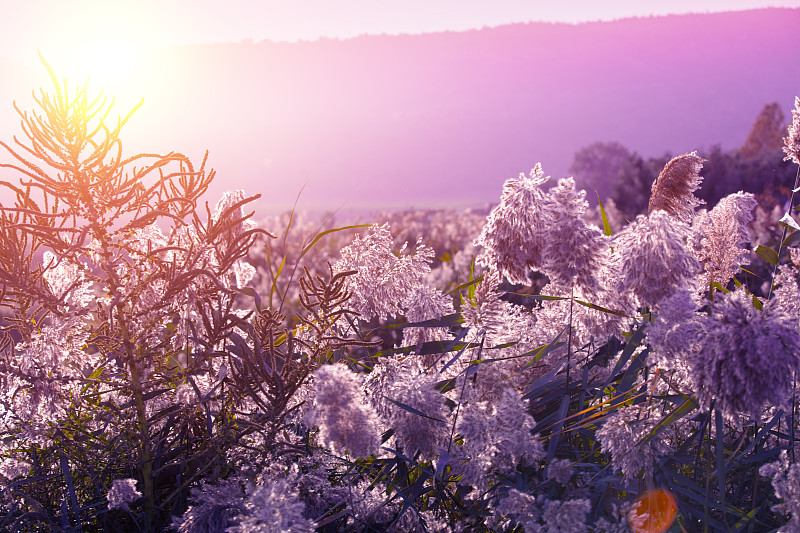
[628,488,677,533]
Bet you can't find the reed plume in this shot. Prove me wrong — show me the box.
[647,152,705,223]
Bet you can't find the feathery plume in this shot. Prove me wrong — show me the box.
[612,210,700,309]
[784,96,800,165]
[691,191,757,287]
[335,224,434,322]
[228,478,314,533]
[760,451,800,532]
[453,388,544,490]
[596,404,668,483]
[107,479,142,511]
[460,269,507,339]
[693,289,800,421]
[540,177,609,293]
[306,364,380,458]
[171,478,246,533]
[648,152,705,223]
[474,163,549,284]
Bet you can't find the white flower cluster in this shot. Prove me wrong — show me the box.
[107,478,142,511]
[305,363,381,458]
[596,405,668,484]
[760,451,800,532]
[784,96,800,165]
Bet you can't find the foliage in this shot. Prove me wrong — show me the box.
[3,65,800,533]
[572,104,798,221]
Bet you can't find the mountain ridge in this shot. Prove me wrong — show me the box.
[1,8,798,214]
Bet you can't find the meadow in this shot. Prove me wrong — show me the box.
[1,63,800,533]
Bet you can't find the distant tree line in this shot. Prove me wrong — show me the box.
[571,102,797,220]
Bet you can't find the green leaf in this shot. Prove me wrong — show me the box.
[522,325,568,369]
[384,396,447,423]
[446,275,483,297]
[597,195,614,236]
[468,259,478,300]
[755,245,779,265]
[299,224,371,261]
[782,230,800,248]
[640,396,698,445]
[575,299,628,317]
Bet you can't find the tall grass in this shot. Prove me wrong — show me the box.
[1,64,800,532]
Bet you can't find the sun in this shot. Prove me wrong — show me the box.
[43,40,140,85]
[38,19,142,81]
[34,2,151,102]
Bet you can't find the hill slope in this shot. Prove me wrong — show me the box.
[1,8,798,213]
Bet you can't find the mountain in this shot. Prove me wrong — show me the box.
[1,8,798,215]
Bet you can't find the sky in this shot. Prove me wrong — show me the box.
[2,0,800,77]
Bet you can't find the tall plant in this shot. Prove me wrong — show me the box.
[0,59,268,531]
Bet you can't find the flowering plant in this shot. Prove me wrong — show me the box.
[3,63,800,533]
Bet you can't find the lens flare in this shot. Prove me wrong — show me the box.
[628,488,678,533]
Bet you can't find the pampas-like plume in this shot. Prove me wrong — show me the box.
[647,152,705,223]
[784,96,800,165]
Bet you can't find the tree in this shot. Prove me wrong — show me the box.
[569,141,632,203]
[740,102,786,159]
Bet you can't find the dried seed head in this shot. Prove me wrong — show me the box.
[648,152,705,223]
[784,96,800,165]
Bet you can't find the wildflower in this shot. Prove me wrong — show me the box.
[228,478,314,533]
[335,224,434,322]
[596,404,667,483]
[760,451,800,532]
[784,96,800,165]
[400,285,455,350]
[453,388,544,490]
[460,269,506,339]
[171,478,246,533]
[107,478,142,511]
[306,363,380,458]
[546,458,575,486]
[540,177,609,293]
[691,191,757,287]
[693,289,800,421]
[612,210,700,309]
[647,152,705,223]
[474,163,550,284]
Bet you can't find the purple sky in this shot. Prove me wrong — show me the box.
[3,1,800,72]
[1,3,798,214]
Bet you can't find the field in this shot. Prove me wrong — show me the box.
[1,62,800,532]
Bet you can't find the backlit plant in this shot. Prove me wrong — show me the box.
[2,61,800,533]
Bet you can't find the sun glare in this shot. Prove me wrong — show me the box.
[43,42,140,90]
[35,2,151,107]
